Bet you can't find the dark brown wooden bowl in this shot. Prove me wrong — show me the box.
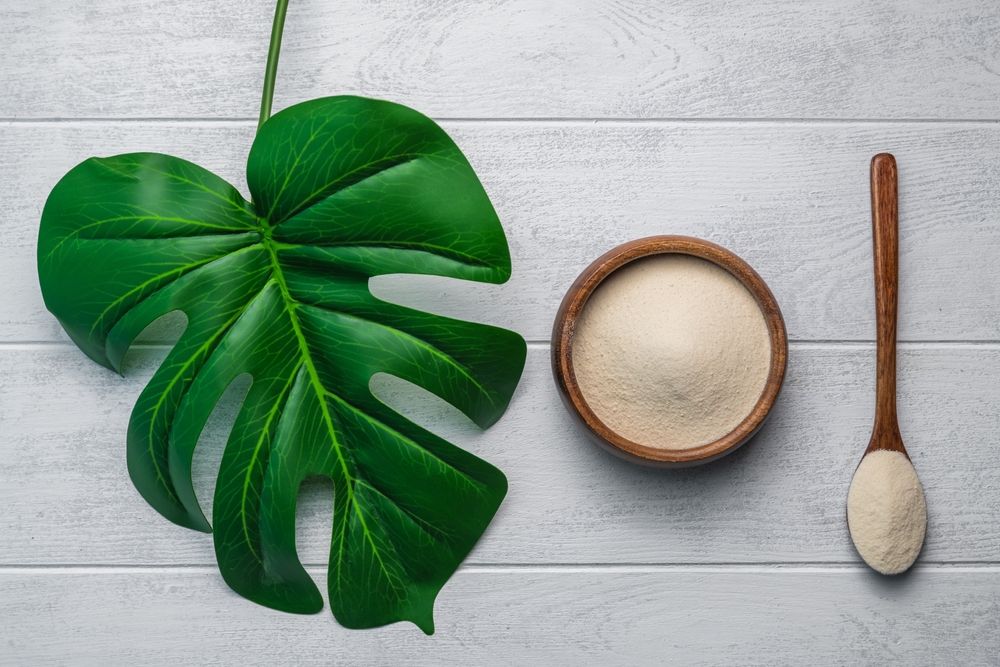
[551,236,788,467]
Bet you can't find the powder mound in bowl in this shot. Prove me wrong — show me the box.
[847,450,927,575]
[571,254,771,450]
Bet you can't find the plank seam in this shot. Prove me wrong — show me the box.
[2,563,1000,574]
[4,117,1000,126]
[9,340,1000,350]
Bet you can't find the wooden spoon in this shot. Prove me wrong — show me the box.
[846,153,927,575]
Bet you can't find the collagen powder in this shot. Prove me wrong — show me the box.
[572,254,771,450]
[847,450,927,574]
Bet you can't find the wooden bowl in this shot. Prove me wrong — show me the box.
[551,236,788,467]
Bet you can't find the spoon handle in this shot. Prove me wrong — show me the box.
[868,153,905,454]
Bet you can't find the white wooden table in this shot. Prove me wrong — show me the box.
[3,1,1000,664]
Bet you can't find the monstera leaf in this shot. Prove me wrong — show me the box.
[37,96,525,633]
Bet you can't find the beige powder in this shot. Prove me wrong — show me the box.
[847,450,927,575]
[572,254,771,450]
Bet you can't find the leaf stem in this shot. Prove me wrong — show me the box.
[258,0,290,133]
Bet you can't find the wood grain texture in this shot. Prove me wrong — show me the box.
[5,121,1000,344]
[867,153,908,457]
[4,0,1000,120]
[2,566,999,666]
[4,344,1000,566]
[4,1,1000,660]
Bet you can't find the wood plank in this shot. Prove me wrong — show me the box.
[4,0,1000,120]
[3,344,1000,565]
[1,566,998,665]
[6,120,1000,343]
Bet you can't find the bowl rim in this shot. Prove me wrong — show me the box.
[551,235,788,467]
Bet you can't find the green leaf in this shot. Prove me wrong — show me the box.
[37,96,526,633]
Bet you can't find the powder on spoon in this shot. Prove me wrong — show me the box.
[847,449,927,574]
[572,253,771,450]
